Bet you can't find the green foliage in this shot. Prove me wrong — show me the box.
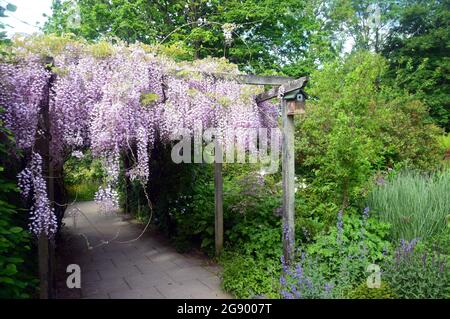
[383,0,450,131]
[280,208,391,299]
[168,164,282,258]
[346,281,397,299]
[438,133,450,150]
[64,151,104,184]
[140,93,160,107]
[223,170,282,260]
[382,239,449,299]
[281,254,338,299]
[220,251,280,298]
[317,0,399,53]
[305,210,391,290]
[64,182,99,202]
[170,178,216,255]
[0,2,17,43]
[368,170,450,240]
[44,0,334,75]
[63,151,104,201]
[0,122,36,298]
[0,198,32,299]
[297,51,442,212]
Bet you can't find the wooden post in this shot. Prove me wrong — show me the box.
[38,234,50,298]
[281,98,295,264]
[214,161,224,257]
[35,57,56,299]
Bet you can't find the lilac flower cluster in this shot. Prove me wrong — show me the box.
[17,153,57,237]
[94,185,120,213]
[362,206,370,223]
[0,61,50,149]
[395,238,420,262]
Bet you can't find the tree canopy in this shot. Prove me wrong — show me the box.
[44,0,335,76]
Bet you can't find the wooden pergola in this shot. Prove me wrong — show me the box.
[35,58,308,298]
[212,74,309,264]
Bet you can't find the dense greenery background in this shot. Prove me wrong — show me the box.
[0,0,449,298]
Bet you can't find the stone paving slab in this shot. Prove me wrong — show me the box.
[56,201,232,299]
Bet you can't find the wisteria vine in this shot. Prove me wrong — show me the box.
[0,39,278,238]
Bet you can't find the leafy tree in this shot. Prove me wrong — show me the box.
[383,0,450,131]
[44,0,335,75]
[315,0,449,130]
[0,2,17,44]
[314,0,401,53]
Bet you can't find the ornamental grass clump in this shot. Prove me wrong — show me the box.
[368,170,450,241]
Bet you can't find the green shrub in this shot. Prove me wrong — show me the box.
[347,282,397,299]
[171,180,216,255]
[368,170,450,240]
[220,252,281,299]
[224,170,282,260]
[296,51,442,213]
[0,124,36,298]
[169,163,283,258]
[0,170,35,298]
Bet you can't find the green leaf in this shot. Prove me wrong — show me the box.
[9,227,23,234]
[4,263,17,276]
[6,3,17,12]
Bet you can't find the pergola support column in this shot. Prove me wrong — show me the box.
[214,162,223,257]
[281,98,296,264]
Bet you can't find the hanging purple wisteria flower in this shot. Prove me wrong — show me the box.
[17,153,57,237]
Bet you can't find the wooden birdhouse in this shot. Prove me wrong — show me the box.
[283,89,306,115]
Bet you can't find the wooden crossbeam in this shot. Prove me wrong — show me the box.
[232,74,295,86]
[171,68,296,86]
[255,76,309,102]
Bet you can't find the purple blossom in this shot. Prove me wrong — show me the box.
[1,43,279,238]
[294,263,303,280]
[337,209,344,244]
[362,206,370,222]
[17,153,57,237]
[324,283,334,294]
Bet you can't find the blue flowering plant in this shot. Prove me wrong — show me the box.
[382,238,449,298]
[280,207,392,298]
[280,253,336,299]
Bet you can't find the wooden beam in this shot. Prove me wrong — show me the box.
[214,161,223,257]
[281,98,295,264]
[170,68,295,85]
[234,74,295,86]
[256,76,309,103]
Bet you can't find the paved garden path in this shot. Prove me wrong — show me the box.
[56,201,232,299]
